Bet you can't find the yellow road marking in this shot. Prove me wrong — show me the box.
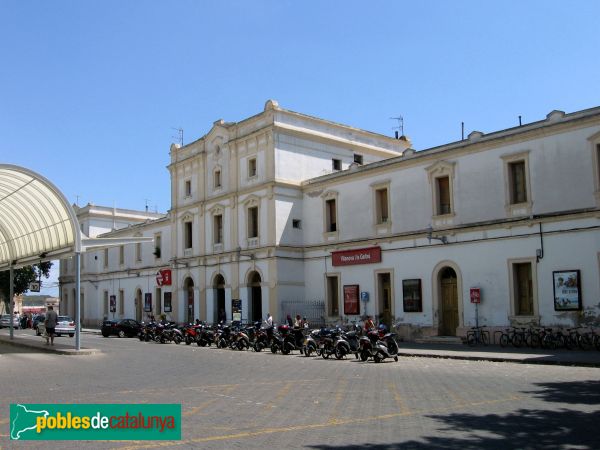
[327,379,348,423]
[387,382,410,414]
[111,394,523,450]
[183,385,238,416]
[267,381,295,409]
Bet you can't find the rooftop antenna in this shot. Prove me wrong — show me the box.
[75,195,80,207]
[461,122,465,140]
[518,115,522,126]
[144,199,150,212]
[172,127,183,146]
[390,116,404,139]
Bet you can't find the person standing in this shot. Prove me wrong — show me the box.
[44,305,58,346]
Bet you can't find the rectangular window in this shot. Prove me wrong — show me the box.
[154,234,161,259]
[354,154,363,165]
[214,214,223,244]
[376,188,389,223]
[103,291,109,317]
[184,221,193,249]
[119,245,124,265]
[214,170,222,188]
[103,248,109,268]
[248,158,257,177]
[402,279,422,312]
[119,289,124,315]
[514,262,533,315]
[509,161,527,204]
[184,179,192,197]
[292,219,301,229]
[248,207,258,238]
[327,275,339,316]
[135,242,142,262]
[332,159,341,171]
[437,176,451,215]
[326,199,337,232]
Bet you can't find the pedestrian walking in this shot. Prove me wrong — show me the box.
[44,305,58,346]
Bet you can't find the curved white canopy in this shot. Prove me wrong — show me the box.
[0,164,81,270]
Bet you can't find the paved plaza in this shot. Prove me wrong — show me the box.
[1,331,600,449]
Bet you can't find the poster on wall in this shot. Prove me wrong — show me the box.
[144,293,152,312]
[553,270,582,311]
[163,292,172,313]
[343,285,360,315]
[231,299,242,322]
[109,295,116,313]
[402,279,422,312]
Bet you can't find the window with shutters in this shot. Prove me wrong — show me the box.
[326,199,337,232]
[508,258,538,320]
[248,207,258,239]
[214,214,223,244]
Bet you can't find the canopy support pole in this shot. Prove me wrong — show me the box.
[75,252,81,351]
[9,266,14,339]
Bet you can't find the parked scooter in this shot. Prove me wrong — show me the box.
[333,325,361,359]
[196,324,214,347]
[302,329,321,357]
[358,326,399,363]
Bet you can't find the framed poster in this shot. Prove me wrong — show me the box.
[403,279,422,312]
[343,285,360,315]
[144,293,152,312]
[163,292,172,313]
[553,270,582,311]
[231,299,242,322]
[109,295,116,313]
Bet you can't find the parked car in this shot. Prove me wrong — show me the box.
[101,319,141,338]
[37,316,75,337]
[0,314,20,329]
[32,314,45,329]
[55,316,76,337]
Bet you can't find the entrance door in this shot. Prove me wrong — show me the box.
[440,267,458,336]
[214,274,226,323]
[377,273,392,329]
[185,278,194,324]
[249,272,262,322]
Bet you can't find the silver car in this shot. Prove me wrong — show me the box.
[37,316,76,337]
[55,316,76,337]
[0,314,20,329]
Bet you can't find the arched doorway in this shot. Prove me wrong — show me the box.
[184,278,194,324]
[214,274,226,323]
[439,267,458,336]
[135,289,142,322]
[248,272,262,323]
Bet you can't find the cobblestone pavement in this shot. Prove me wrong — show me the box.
[1,331,599,449]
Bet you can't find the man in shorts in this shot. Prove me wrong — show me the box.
[44,305,58,346]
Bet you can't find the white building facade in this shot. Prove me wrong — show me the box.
[60,102,600,340]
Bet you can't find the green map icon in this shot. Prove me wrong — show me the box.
[10,404,49,440]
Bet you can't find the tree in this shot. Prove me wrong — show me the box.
[0,262,53,311]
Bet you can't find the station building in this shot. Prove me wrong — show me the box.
[59,101,600,340]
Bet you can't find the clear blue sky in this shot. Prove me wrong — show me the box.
[2,0,599,215]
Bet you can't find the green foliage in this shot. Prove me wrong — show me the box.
[0,262,53,309]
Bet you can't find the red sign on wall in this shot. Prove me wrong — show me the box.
[332,247,381,266]
[156,269,172,286]
[470,288,481,304]
[343,285,360,315]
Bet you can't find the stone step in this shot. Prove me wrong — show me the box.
[414,336,464,345]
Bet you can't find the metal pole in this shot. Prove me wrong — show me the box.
[75,252,81,351]
[9,266,14,340]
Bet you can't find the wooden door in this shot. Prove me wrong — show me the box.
[441,277,458,336]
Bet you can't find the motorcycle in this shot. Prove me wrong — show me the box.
[319,327,341,359]
[358,327,399,363]
[196,324,214,347]
[182,322,203,345]
[253,325,273,352]
[302,329,324,357]
[333,326,361,359]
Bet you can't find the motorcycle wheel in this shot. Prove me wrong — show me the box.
[218,338,227,349]
[334,346,345,360]
[270,344,278,354]
[373,352,383,363]
[185,336,192,345]
[160,336,167,344]
[174,335,182,345]
[322,350,329,359]
[360,350,369,362]
[282,345,290,355]
[254,342,263,352]
[304,346,312,357]
[394,356,399,362]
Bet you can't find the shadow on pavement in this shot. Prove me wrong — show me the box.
[306,380,600,450]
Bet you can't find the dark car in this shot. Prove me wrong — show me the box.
[101,319,141,338]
